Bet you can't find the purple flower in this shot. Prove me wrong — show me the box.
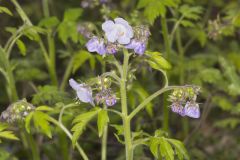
[106,43,118,54]
[102,18,133,44]
[69,79,94,106]
[86,37,106,55]
[100,0,108,3]
[105,95,117,106]
[171,102,186,117]
[125,39,146,55]
[184,101,200,118]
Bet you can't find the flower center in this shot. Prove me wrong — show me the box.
[115,24,126,37]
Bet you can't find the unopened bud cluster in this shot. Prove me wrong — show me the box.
[168,86,200,118]
[95,77,117,107]
[0,100,35,123]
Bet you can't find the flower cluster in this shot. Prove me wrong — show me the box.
[168,86,200,118]
[81,0,108,9]
[0,99,35,123]
[69,77,117,107]
[85,18,150,55]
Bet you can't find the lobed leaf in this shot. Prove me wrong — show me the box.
[97,110,109,137]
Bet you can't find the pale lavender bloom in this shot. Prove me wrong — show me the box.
[86,37,106,55]
[69,79,94,106]
[184,101,200,118]
[125,39,146,55]
[102,18,133,44]
[171,102,186,117]
[105,95,117,106]
[100,0,108,3]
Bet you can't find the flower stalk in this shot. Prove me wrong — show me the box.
[120,49,133,160]
[101,105,108,160]
[161,16,171,132]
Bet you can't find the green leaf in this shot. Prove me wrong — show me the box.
[0,131,19,141]
[71,108,100,146]
[167,138,190,160]
[113,133,125,144]
[63,8,83,21]
[33,111,52,138]
[97,110,109,137]
[145,51,172,70]
[214,118,240,129]
[57,8,82,43]
[149,137,160,158]
[110,124,124,135]
[36,106,54,111]
[16,39,26,56]
[187,28,207,46]
[198,68,222,84]
[0,6,13,16]
[179,5,203,20]
[132,83,153,117]
[137,0,177,24]
[25,112,34,133]
[212,96,232,111]
[159,137,174,160]
[232,13,240,27]
[0,123,19,141]
[38,16,60,28]
[0,123,9,132]
[144,1,166,24]
[180,20,195,27]
[32,85,67,105]
[58,21,79,43]
[72,50,92,73]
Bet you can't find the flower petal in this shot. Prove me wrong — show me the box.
[69,79,81,91]
[185,102,200,118]
[114,17,129,26]
[106,29,118,43]
[115,18,133,38]
[86,38,98,52]
[118,36,130,44]
[102,20,114,32]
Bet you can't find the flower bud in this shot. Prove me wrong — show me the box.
[0,99,35,123]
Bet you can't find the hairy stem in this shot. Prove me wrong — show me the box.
[129,86,183,120]
[161,17,171,132]
[176,28,189,136]
[101,106,108,160]
[120,49,133,160]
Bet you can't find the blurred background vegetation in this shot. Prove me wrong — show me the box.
[0,0,240,159]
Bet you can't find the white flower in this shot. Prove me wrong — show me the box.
[102,18,133,44]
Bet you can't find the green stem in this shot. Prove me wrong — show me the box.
[0,47,19,101]
[50,118,89,160]
[101,105,108,160]
[55,104,89,160]
[27,132,40,160]
[11,0,58,86]
[60,57,74,91]
[6,66,18,101]
[43,0,58,86]
[120,49,133,160]
[47,34,58,86]
[129,86,182,120]
[161,16,171,132]
[176,29,189,137]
